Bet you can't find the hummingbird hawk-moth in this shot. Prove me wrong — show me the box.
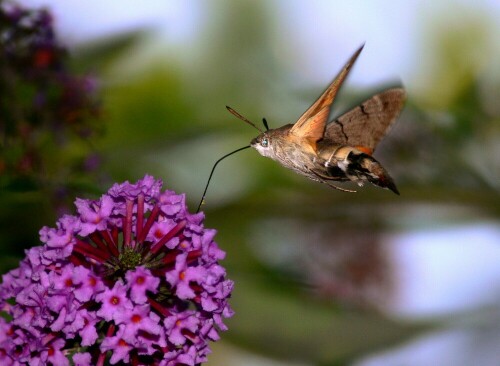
[228,45,406,195]
[196,45,405,212]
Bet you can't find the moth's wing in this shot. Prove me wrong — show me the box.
[290,45,364,147]
[324,88,406,154]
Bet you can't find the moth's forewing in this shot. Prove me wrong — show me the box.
[324,88,406,152]
[290,45,365,146]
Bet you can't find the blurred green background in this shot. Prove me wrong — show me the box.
[1,1,500,365]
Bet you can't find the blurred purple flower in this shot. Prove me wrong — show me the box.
[0,1,102,204]
[0,175,234,365]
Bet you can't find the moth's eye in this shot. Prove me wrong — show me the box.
[261,138,269,148]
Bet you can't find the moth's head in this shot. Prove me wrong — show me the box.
[251,132,274,158]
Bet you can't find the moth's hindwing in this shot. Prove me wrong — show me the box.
[324,88,406,153]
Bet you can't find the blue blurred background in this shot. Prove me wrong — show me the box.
[2,0,500,365]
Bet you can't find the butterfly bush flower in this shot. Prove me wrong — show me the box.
[0,175,234,365]
[1,1,101,213]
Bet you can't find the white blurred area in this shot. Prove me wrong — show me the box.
[354,324,500,366]
[15,1,500,364]
[17,0,201,44]
[388,223,500,318]
[17,0,500,86]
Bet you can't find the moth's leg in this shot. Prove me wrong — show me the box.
[324,181,357,193]
[309,169,357,193]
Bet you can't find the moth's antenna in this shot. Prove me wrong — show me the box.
[226,106,264,133]
[196,145,251,213]
[262,118,269,131]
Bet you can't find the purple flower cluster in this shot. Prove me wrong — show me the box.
[1,0,101,128]
[0,175,234,365]
[1,1,100,180]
